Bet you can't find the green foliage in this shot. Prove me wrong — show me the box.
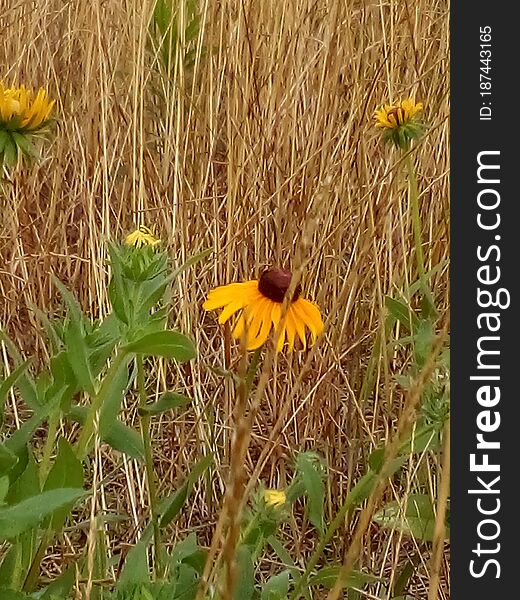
[149,0,201,75]
[0,488,87,539]
[0,240,203,596]
[373,493,450,542]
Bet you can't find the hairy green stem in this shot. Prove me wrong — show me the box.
[404,152,426,289]
[137,353,163,578]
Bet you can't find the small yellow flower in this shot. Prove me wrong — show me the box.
[374,98,424,148]
[264,489,286,508]
[0,83,55,131]
[125,226,161,248]
[203,267,324,353]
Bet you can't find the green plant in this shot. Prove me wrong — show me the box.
[0,238,207,598]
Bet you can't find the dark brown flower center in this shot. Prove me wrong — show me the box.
[258,268,301,303]
[387,107,405,126]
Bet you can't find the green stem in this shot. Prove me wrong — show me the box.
[137,353,163,578]
[76,351,128,460]
[404,152,426,288]
[245,348,262,396]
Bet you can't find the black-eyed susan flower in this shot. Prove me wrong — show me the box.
[374,98,424,149]
[203,267,324,352]
[125,225,161,248]
[263,489,286,508]
[0,83,55,166]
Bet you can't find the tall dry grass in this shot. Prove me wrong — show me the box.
[1,0,449,598]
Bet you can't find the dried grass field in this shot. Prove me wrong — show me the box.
[0,1,450,599]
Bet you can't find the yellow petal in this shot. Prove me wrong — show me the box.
[245,297,269,342]
[285,308,297,352]
[276,319,286,353]
[232,313,246,340]
[203,281,258,311]
[293,299,324,343]
[203,283,247,310]
[217,300,242,325]
[247,300,274,350]
[289,304,307,350]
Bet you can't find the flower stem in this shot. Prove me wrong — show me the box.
[404,152,426,287]
[136,353,163,578]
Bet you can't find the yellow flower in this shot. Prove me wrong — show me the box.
[374,98,424,148]
[264,489,286,508]
[0,83,55,131]
[125,226,161,248]
[203,267,324,352]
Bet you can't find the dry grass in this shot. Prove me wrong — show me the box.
[1,0,449,598]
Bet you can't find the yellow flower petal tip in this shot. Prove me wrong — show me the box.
[263,489,286,508]
[125,225,161,248]
[204,268,324,353]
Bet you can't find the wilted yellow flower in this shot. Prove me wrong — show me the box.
[264,489,286,508]
[0,83,54,131]
[374,98,424,149]
[125,226,161,248]
[203,267,324,353]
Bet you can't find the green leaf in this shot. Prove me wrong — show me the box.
[160,454,213,528]
[398,424,439,455]
[0,588,31,600]
[68,406,144,460]
[368,448,407,475]
[1,132,18,166]
[0,331,40,410]
[138,391,193,416]
[169,248,212,283]
[39,563,76,599]
[117,527,152,589]
[0,443,18,477]
[0,476,9,504]
[104,421,145,460]
[0,130,10,153]
[27,303,62,354]
[385,296,419,333]
[53,277,96,396]
[124,331,196,361]
[11,131,35,157]
[373,494,448,542]
[98,356,132,441]
[307,565,380,590]
[169,532,199,566]
[413,319,435,367]
[392,555,420,597]
[0,488,87,540]
[261,570,291,600]
[296,453,325,535]
[233,545,255,600]
[345,471,377,506]
[6,450,39,505]
[43,438,84,531]
[4,393,61,457]
[0,360,32,425]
